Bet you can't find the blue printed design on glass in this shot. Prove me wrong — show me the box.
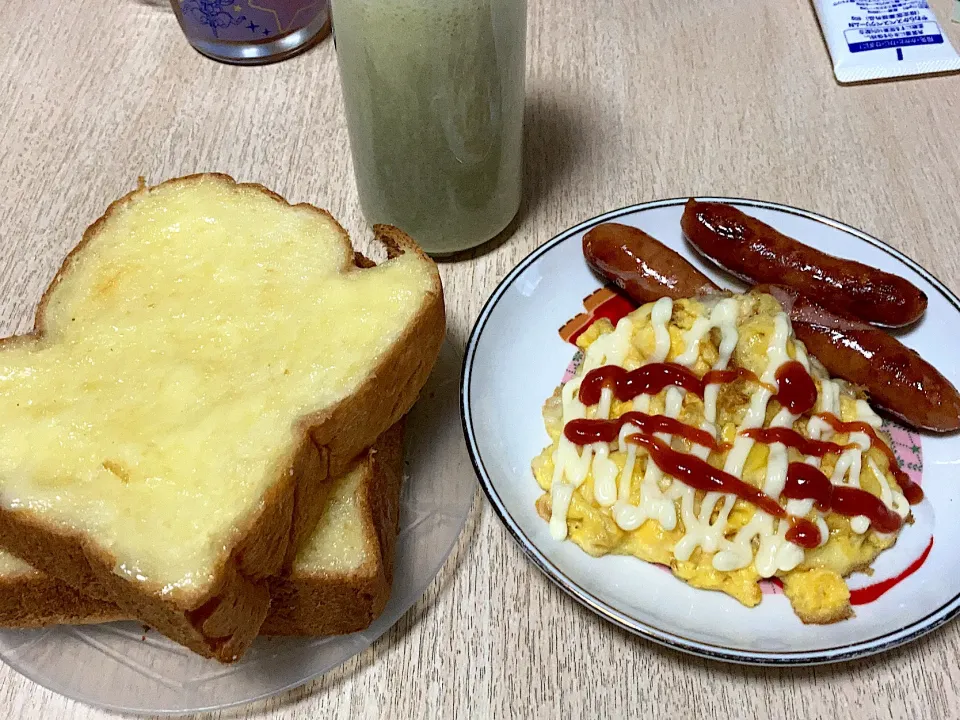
[181,1,252,38]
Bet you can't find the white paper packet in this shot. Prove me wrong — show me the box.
[813,0,960,83]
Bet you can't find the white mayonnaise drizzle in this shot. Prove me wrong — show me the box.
[549,483,574,540]
[650,298,673,362]
[794,341,811,372]
[761,408,798,504]
[819,378,842,417]
[856,399,884,429]
[549,315,635,533]
[831,432,871,533]
[867,458,910,519]
[691,298,740,424]
[546,297,908,574]
[610,300,676,531]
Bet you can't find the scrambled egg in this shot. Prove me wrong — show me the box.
[533,292,909,623]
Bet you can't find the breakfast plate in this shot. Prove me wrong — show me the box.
[462,198,960,665]
[0,340,475,714]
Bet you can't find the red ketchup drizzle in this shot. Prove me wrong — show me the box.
[564,411,728,452]
[815,413,923,505]
[626,433,820,548]
[741,427,853,458]
[784,521,821,549]
[774,361,817,415]
[782,462,903,533]
[567,293,636,345]
[579,363,705,405]
[781,462,832,511]
[578,362,771,406]
[849,537,934,605]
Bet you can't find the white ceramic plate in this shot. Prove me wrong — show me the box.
[462,198,960,665]
[0,340,475,715]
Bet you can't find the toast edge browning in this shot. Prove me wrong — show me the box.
[0,570,122,628]
[0,174,445,661]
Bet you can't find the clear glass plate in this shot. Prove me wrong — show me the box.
[0,340,474,714]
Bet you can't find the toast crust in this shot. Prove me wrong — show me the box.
[0,174,444,661]
[261,421,406,636]
[0,569,121,628]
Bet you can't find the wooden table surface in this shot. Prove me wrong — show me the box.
[2,0,960,718]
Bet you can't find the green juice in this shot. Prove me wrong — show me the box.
[332,0,526,255]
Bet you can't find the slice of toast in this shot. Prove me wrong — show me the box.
[0,422,406,634]
[0,174,444,661]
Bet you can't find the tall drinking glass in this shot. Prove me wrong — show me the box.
[331,0,526,256]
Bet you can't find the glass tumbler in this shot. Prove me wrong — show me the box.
[172,0,331,64]
[332,0,527,256]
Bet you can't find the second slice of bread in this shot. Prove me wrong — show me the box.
[0,175,444,661]
[0,422,406,635]
[262,420,405,635]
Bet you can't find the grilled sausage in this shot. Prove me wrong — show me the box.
[761,285,960,432]
[581,221,959,431]
[681,199,927,328]
[583,223,720,302]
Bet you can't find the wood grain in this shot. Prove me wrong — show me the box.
[1,0,960,718]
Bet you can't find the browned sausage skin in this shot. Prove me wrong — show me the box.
[580,222,960,432]
[758,285,960,432]
[680,199,927,328]
[583,223,720,302]
[794,323,960,432]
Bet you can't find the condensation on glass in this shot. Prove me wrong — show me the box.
[171,1,330,64]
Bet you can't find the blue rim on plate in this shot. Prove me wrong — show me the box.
[461,197,960,666]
